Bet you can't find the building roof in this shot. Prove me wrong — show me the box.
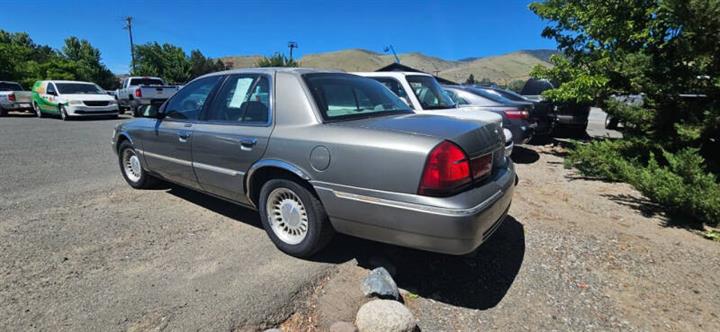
[375,63,457,85]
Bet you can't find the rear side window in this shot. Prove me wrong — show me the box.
[205,74,271,124]
[129,78,164,86]
[0,82,23,91]
[164,75,222,121]
[304,73,412,121]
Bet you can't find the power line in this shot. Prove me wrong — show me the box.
[123,17,136,73]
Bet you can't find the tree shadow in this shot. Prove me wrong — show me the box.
[601,193,706,230]
[160,184,526,310]
[510,146,539,164]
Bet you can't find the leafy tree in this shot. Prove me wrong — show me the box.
[478,77,494,86]
[62,37,117,89]
[133,43,225,84]
[465,74,476,85]
[189,49,226,79]
[507,79,526,93]
[529,0,720,152]
[256,53,297,67]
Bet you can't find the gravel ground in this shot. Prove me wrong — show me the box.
[286,110,720,331]
[0,114,333,331]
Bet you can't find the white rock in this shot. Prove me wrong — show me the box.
[355,299,417,332]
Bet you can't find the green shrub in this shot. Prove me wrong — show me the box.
[567,139,720,226]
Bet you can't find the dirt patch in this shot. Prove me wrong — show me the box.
[283,144,720,331]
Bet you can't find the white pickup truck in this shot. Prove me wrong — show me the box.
[0,81,33,116]
[114,76,180,116]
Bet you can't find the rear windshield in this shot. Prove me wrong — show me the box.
[406,75,455,110]
[56,83,103,94]
[466,87,514,104]
[489,88,526,102]
[304,73,412,121]
[130,78,165,86]
[520,79,554,95]
[0,82,23,91]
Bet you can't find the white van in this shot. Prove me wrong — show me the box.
[32,80,119,120]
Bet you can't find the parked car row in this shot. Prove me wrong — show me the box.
[114,76,180,116]
[112,68,517,258]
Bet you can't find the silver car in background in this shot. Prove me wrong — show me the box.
[112,68,515,258]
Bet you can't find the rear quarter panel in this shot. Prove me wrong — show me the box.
[264,124,439,194]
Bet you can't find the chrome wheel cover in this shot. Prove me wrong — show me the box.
[266,187,309,245]
[122,149,142,183]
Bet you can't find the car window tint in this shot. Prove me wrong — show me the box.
[304,73,412,121]
[164,75,222,121]
[46,83,56,94]
[0,82,23,91]
[406,75,455,110]
[129,78,164,86]
[371,77,408,98]
[206,75,270,124]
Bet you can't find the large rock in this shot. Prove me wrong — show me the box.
[361,267,400,300]
[355,299,417,332]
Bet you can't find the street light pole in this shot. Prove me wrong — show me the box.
[288,41,298,61]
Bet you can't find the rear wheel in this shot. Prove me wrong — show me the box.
[259,178,334,258]
[0,106,7,117]
[118,141,159,189]
[605,115,619,130]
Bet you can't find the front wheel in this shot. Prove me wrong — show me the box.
[33,103,42,118]
[59,105,69,121]
[0,106,7,117]
[118,141,159,189]
[259,178,335,258]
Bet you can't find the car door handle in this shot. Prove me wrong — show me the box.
[177,130,191,142]
[239,138,257,151]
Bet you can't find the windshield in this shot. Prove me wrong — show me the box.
[304,73,413,121]
[0,82,23,91]
[129,78,165,86]
[406,75,455,110]
[489,88,527,102]
[55,83,103,95]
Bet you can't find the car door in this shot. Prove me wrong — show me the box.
[191,73,273,204]
[41,82,60,113]
[141,75,223,189]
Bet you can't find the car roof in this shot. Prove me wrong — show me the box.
[352,71,433,78]
[49,80,98,84]
[203,67,345,78]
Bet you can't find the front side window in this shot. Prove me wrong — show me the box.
[304,73,412,121]
[0,82,23,91]
[164,75,222,121]
[46,83,57,95]
[55,83,102,95]
[206,74,270,124]
[406,75,455,110]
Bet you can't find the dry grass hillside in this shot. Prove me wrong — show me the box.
[220,48,555,84]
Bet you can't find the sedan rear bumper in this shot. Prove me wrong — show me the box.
[313,160,515,255]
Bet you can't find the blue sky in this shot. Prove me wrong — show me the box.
[0,0,556,74]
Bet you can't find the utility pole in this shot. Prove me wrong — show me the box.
[384,45,400,63]
[123,17,136,73]
[288,41,298,61]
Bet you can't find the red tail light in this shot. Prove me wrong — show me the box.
[134,88,142,98]
[419,141,472,196]
[8,93,15,102]
[504,108,529,120]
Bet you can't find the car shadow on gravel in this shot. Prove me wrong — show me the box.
[510,146,540,164]
[312,216,526,310]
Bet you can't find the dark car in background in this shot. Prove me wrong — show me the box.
[521,78,591,134]
[443,85,536,145]
[477,85,556,136]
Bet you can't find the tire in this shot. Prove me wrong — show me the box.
[118,140,159,189]
[605,115,619,130]
[59,105,69,121]
[259,178,335,258]
[0,106,7,117]
[33,102,42,118]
